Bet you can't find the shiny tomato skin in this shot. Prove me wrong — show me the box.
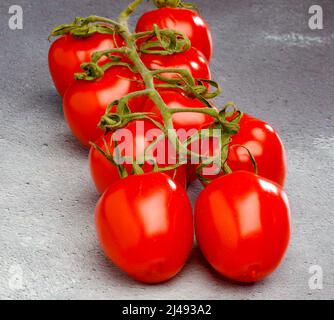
[228,114,287,186]
[95,172,194,283]
[48,33,123,97]
[187,114,287,186]
[89,119,187,193]
[195,171,291,283]
[142,91,214,133]
[140,47,211,86]
[63,67,144,148]
[136,8,213,61]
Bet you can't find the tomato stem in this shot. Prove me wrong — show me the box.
[49,0,244,179]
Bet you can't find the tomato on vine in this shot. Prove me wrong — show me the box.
[195,171,291,283]
[228,114,287,186]
[136,4,213,61]
[89,119,186,193]
[49,32,124,96]
[95,172,194,283]
[48,0,291,285]
[187,114,287,186]
[141,47,211,86]
[63,66,144,148]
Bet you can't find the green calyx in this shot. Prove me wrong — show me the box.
[152,0,196,9]
[48,16,116,40]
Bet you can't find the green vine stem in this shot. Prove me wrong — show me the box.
[50,0,245,178]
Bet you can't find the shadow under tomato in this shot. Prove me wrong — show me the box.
[190,244,257,288]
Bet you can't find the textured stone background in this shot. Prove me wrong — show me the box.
[0,0,333,300]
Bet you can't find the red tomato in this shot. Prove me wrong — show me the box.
[89,119,187,193]
[228,114,287,186]
[142,91,214,134]
[49,32,124,96]
[140,47,210,86]
[136,8,213,61]
[195,171,291,283]
[187,114,287,186]
[63,66,144,148]
[95,172,194,283]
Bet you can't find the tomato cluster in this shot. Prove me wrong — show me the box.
[48,0,291,284]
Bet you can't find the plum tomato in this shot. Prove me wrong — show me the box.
[195,171,291,283]
[228,114,287,186]
[187,114,287,186]
[95,172,194,283]
[63,66,144,148]
[48,32,124,96]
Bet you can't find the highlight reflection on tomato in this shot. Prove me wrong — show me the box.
[89,119,187,193]
[95,172,194,283]
[63,66,144,148]
[195,171,291,283]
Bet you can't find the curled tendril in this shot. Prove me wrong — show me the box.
[48,16,117,40]
[74,48,137,81]
[75,62,105,81]
[98,109,160,132]
[99,113,123,130]
[74,60,137,81]
[136,25,191,55]
[216,104,242,135]
[183,79,222,102]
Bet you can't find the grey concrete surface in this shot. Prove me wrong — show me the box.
[0,0,334,300]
